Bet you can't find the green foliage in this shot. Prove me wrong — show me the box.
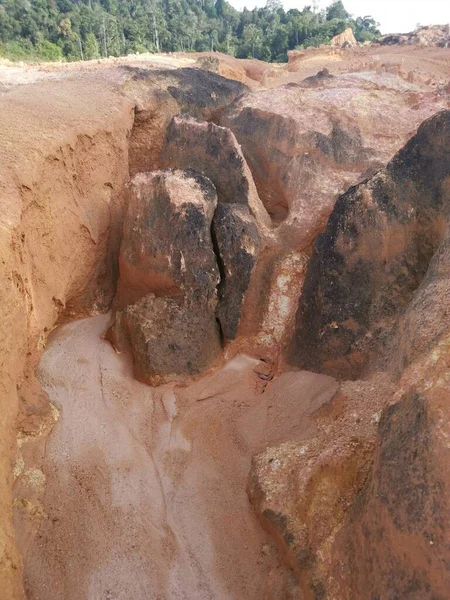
[354,15,380,43]
[0,0,380,63]
[326,1,350,22]
[84,31,100,59]
[36,39,63,61]
[0,38,36,60]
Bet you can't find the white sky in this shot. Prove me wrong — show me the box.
[228,0,450,34]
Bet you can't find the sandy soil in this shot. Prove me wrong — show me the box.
[2,44,449,94]
[18,315,337,599]
[266,45,450,89]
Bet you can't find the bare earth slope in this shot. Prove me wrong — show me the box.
[0,42,449,599]
[0,73,134,600]
[0,63,246,598]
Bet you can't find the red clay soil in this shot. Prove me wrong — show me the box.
[1,42,449,599]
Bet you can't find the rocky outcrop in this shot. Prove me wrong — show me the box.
[394,230,450,373]
[111,111,275,376]
[126,67,248,176]
[212,203,261,340]
[250,344,450,600]
[162,114,271,229]
[251,109,450,598]
[248,373,394,599]
[289,110,450,379]
[113,170,219,310]
[221,73,447,360]
[160,114,272,345]
[379,24,450,48]
[330,27,357,47]
[121,295,222,384]
[338,338,450,600]
[108,170,222,384]
[222,72,447,237]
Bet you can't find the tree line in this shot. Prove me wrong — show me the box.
[0,0,380,62]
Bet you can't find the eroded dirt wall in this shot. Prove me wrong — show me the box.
[0,76,135,598]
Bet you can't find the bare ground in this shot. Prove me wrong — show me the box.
[18,315,337,599]
[2,43,449,599]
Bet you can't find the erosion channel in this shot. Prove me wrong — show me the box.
[2,47,450,600]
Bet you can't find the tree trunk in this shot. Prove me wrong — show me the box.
[102,17,108,57]
[153,13,160,52]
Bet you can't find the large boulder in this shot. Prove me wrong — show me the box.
[289,110,450,379]
[125,67,248,176]
[161,114,271,344]
[118,295,221,385]
[108,169,222,384]
[113,170,219,310]
[162,114,271,230]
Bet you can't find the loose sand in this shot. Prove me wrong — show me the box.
[19,315,337,599]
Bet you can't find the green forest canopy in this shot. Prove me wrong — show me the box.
[0,0,380,62]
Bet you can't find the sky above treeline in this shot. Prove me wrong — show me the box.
[227,0,450,34]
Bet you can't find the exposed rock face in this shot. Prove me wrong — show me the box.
[121,295,221,384]
[160,114,271,345]
[114,170,219,309]
[248,375,394,600]
[394,230,450,373]
[338,338,450,600]
[289,110,450,379]
[162,114,271,229]
[112,112,274,376]
[222,72,447,240]
[109,170,222,384]
[250,109,450,598]
[330,27,357,47]
[212,203,261,340]
[251,345,450,600]
[126,67,248,176]
[379,24,450,48]
[221,73,447,360]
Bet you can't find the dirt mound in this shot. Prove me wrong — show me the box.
[379,24,450,47]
